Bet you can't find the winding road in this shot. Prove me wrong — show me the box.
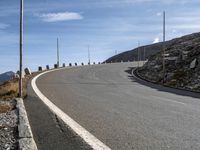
[26,62,200,150]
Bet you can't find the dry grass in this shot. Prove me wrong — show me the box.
[0,104,15,113]
[0,77,30,101]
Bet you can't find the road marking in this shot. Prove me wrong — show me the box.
[31,68,111,150]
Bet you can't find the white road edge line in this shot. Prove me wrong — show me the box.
[31,68,111,150]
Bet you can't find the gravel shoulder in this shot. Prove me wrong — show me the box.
[0,100,18,150]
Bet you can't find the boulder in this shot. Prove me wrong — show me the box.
[38,66,42,71]
[24,68,31,75]
[190,58,197,69]
[14,73,19,79]
[54,64,58,68]
[16,71,25,78]
[46,65,50,70]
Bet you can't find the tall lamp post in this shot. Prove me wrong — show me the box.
[88,45,90,65]
[162,11,166,83]
[137,41,140,67]
[19,0,23,98]
[143,47,146,65]
[57,38,60,67]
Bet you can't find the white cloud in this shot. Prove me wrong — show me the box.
[156,12,162,16]
[153,37,159,43]
[0,23,10,29]
[38,11,83,22]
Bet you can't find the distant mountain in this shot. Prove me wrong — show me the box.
[0,71,15,84]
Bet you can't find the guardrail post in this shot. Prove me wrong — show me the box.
[24,68,31,75]
[54,64,58,68]
[38,66,42,71]
[46,65,50,70]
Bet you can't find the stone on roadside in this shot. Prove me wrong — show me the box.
[16,71,25,78]
[24,68,31,75]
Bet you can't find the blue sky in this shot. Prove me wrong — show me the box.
[0,0,200,73]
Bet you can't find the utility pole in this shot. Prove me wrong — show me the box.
[115,50,117,55]
[137,41,140,67]
[162,11,166,83]
[19,0,23,98]
[88,45,90,65]
[57,38,60,67]
[143,47,146,65]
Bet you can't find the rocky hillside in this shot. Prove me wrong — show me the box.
[138,32,200,92]
[105,39,178,63]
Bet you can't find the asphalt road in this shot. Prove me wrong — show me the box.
[35,62,200,150]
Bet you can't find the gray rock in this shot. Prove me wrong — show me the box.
[46,65,50,70]
[190,58,197,69]
[166,73,174,81]
[0,100,18,150]
[38,66,42,72]
[13,74,19,79]
[24,68,31,75]
[16,70,25,78]
[54,64,58,69]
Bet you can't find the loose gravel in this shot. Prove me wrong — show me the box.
[0,100,18,150]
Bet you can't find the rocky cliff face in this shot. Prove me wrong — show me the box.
[138,32,200,92]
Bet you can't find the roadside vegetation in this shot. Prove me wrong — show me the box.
[0,76,30,101]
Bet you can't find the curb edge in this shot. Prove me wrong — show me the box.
[16,98,38,150]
